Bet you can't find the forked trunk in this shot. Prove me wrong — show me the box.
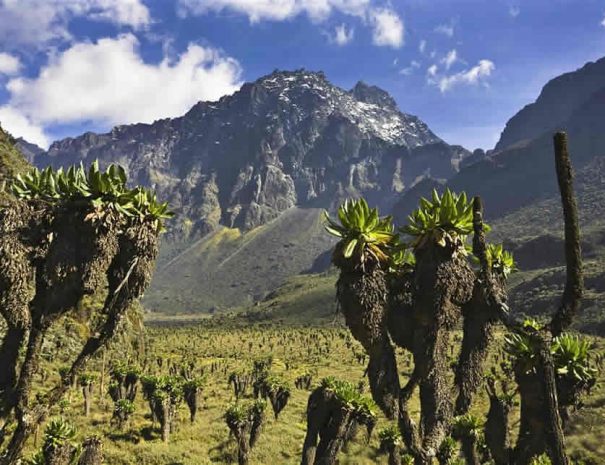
[314,403,353,465]
[336,265,400,419]
[455,282,501,415]
[411,244,474,457]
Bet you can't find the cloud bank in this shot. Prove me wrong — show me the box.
[0,34,242,148]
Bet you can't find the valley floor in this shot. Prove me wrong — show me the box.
[23,322,605,465]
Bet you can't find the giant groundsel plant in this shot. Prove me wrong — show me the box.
[319,132,587,465]
[0,161,170,463]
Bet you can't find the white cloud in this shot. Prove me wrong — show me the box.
[0,0,151,48]
[0,53,22,76]
[1,34,242,148]
[419,39,427,54]
[177,0,371,23]
[434,59,495,93]
[509,5,520,18]
[399,60,420,76]
[331,23,355,45]
[427,64,438,77]
[601,15,605,27]
[434,22,454,37]
[0,105,49,148]
[441,49,458,70]
[178,0,403,48]
[369,8,404,48]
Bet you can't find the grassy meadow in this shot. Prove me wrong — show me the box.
[23,321,605,465]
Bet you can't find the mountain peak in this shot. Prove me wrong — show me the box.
[350,81,398,110]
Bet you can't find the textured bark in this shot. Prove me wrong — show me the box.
[388,449,402,465]
[249,409,265,449]
[268,388,290,420]
[0,214,159,464]
[184,386,201,423]
[535,335,569,465]
[314,404,353,465]
[78,437,103,465]
[412,244,474,458]
[460,436,480,465]
[484,380,512,465]
[455,283,500,415]
[515,369,548,465]
[336,266,400,419]
[386,271,414,352]
[550,132,583,337]
[301,388,329,465]
[45,443,77,465]
[235,424,251,465]
[82,383,93,417]
[0,326,26,410]
[301,386,367,465]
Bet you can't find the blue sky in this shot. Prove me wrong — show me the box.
[0,0,604,151]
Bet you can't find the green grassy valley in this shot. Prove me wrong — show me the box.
[145,208,336,313]
[21,323,605,465]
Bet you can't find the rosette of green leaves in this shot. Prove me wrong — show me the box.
[378,424,403,449]
[324,198,396,267]
[42,417,76,451]
[320,377,377,418]
[114,399,135,416]
[486,243,516,277]
[402,188,485,252]
[453,413,483,439]
[11,160,172,232]
[551,334,596,383]
[225,402,249,429]
[79,373,96,387]
[388,243,416,273]
[503,319,542,374]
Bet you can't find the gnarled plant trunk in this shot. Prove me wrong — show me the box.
[484,380,512,465]
[336,265,400,419]
[411,244,475,460]
[78,437,103,465]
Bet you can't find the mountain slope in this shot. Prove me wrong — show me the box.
[144,207,336,312]
[0,125,30,201]
[388,57,605,333]
[35,69,470,312]
[496,56,605,151]
[38,69,467,241]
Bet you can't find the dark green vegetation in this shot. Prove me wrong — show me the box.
[241,154,605,334]
[1,57,605,465]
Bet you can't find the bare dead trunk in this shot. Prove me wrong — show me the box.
[83,384,93,417]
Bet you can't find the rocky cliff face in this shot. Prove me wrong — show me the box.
[37,69,468,241]
[495,56,605,151]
